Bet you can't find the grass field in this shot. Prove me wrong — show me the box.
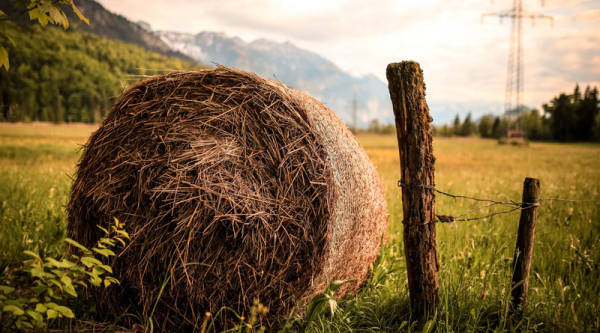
[1,123,599,332]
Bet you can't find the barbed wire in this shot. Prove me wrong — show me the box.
[397,181,598,224]
[538,197,600,203]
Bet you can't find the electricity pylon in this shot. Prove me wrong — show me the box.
[482,0,553,120]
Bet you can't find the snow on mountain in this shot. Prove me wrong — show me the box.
[156,30,394,126]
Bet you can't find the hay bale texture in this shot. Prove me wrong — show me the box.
[67,66,387,329]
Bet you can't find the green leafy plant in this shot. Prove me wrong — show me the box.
[280,280,352,333]
[0,217,128,330]
[0,0,89,70]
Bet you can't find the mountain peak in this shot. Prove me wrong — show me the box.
[157,30,393,125]
[196,31,232,45]
[136,21,152,32]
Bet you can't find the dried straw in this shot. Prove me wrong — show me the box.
[67,66,387,330]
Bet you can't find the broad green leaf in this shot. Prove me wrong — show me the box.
[92,266,106,275]
[99,264,113,274]
[23,250,40,259]
[71,1,89,25]
[47,4,68,29]
[99,238,115,246]
[28,6,40,20]
[115,237,126,246]
[29,8,50,27]
[56,305,74,318]
[64,284,77,297]
[18,320,35,329]
[60,275,72,287]
[26,310,44,326]
[0,285,15,294]
[29,267,47,279]
[423,319,435,333]
[81,256,102,267]
[97,225,109,235]
[2,298,27,308]
[105,276,120,284]
[65,238,87,252]
[3,304,25,316]
[48,279,63,291]
[46,309,58,319]
[31,285,47,294]
[46,257,75,268]
[93,248,116,257]
[3,299,23,307]
[115,229,130,240]
[37,0,53,14]
[87,273,102,287]
[35,303,47,313]
[44,302,59,310]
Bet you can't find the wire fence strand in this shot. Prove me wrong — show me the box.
[397,181,598,224]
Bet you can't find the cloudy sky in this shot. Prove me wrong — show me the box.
[98,0,600,122]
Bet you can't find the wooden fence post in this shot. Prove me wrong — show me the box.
[511,177,540,311]
[386,61,440,315]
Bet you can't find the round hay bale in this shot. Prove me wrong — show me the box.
[67,66,387,330]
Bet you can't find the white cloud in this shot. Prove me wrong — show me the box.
[97,0,600,116]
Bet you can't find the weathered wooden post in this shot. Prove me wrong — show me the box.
[511,177,540,311]
[386,61,440,315]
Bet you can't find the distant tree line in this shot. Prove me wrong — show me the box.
[429,84,599,142]
[0,23,195,123]
[365,118,396,135]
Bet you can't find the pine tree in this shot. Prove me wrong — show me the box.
[578,86,599,141]
[453,114,461,136]
[461,112,474,136]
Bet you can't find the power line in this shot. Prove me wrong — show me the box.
[482,0,553,125]
[352,92,358,133]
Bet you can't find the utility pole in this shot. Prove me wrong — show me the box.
[352,92,358,134]
[482,0,553,125]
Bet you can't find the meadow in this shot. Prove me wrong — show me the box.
[0,123,599,332]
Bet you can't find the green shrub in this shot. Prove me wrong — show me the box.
[0,218,128,330]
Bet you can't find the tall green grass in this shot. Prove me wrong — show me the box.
[0,126,598,332]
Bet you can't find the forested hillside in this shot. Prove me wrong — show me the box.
[0,23,198,123]
[0,0,192,61]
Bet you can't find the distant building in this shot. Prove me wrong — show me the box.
[501,129,529,146]
[507,129,526,138]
